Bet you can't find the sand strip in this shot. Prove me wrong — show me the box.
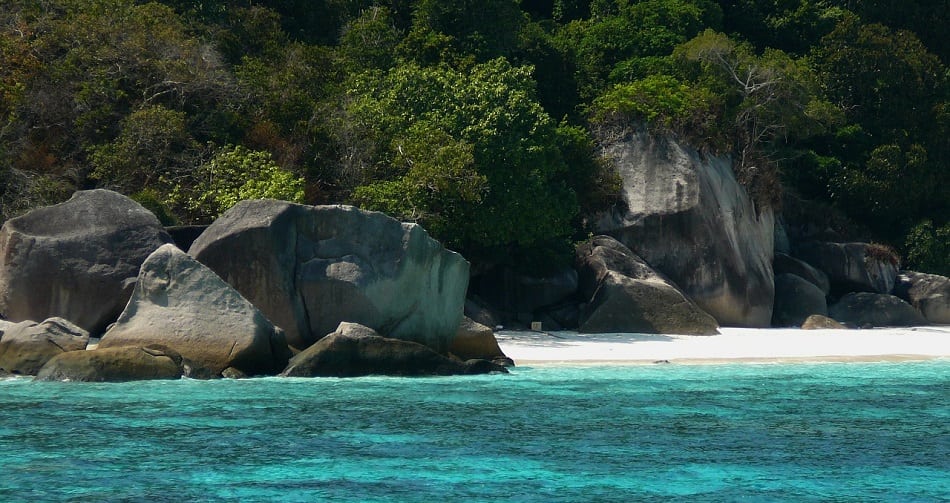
[495,326,950,365]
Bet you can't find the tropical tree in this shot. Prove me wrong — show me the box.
[172,144,305,221]
[341,58,581,267]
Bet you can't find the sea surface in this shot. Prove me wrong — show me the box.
[2,361,948,502]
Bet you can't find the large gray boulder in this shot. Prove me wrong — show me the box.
[0,317,89,375]
[592,129,774,327]
[575,236,719,335]
[794,242,899,296]
[98,244,290,377]
[893,271,950,325]
[771,274,828,327]
[35,345,184,382]
[773,253,831,295]
[0,190,173,335]
[829,292,928,327]
[280,322,507,377]
[189,201,469,352]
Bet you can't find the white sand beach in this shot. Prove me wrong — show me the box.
[495,326,950,365]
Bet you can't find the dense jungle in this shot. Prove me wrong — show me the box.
[1,0,947,273]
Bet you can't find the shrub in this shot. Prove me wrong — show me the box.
[131,189,178,226]
[904,220,950,276]
[174,145,305,220]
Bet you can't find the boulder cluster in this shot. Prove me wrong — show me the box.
[0,190,509,381]
[1,131,946,380]
[466,129,949,333]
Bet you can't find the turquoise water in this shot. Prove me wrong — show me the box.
[2,361,948,502]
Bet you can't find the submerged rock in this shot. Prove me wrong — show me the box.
[829,292,928,327]
[893,271,950,325]
[0,190,173,335]
[575,236,719,335]
[0,317,89,375]
[35,345,183,382]
[592,128,774,327]
[98,244,290,378]
[280,322,507,377]
[189,201,469,352]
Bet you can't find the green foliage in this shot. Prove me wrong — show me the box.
[353,125,487,240]
[342,58,581,267]
[904,221,950,276]
[88,106,197,193]
[339,6,403,71]
[674,29,835,207]
[176,145,305,220]
[1,0,238,195]
[1,0,946,273]
[593,74,720,139]
[130,188,178,226]
[826,0,950,64]
[409,0,525,61]
[554,122,622,217]
[827,143,932,229]
[809,16,949,242]
[814,16,945,139]
[214,6,288,64]
[234,42,340,171]
[555,0,723,100]
[718,0,846,55]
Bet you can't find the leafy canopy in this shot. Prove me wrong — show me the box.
[174,145,305,220]
[344,58,578,267]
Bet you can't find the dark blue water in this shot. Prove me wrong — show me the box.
[2,361,948,502]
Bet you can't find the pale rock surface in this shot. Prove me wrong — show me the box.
[99,244,290,377]
[189,201,469,352]
[449,317,512,366]
[0,317,89,375]
[893,271,950,325]
[575,236,719,335]
[592,129,774,327]
[0,190,173,335]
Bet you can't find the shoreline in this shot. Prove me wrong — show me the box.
[496,326,950,366]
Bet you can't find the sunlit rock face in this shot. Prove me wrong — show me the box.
[575,236,719,335]
[99,244,290,378]
[894,271,950,324]
[0,190,173,335]
[0,317,89,375]
[592,129,774,327]
[189,201,469,352]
